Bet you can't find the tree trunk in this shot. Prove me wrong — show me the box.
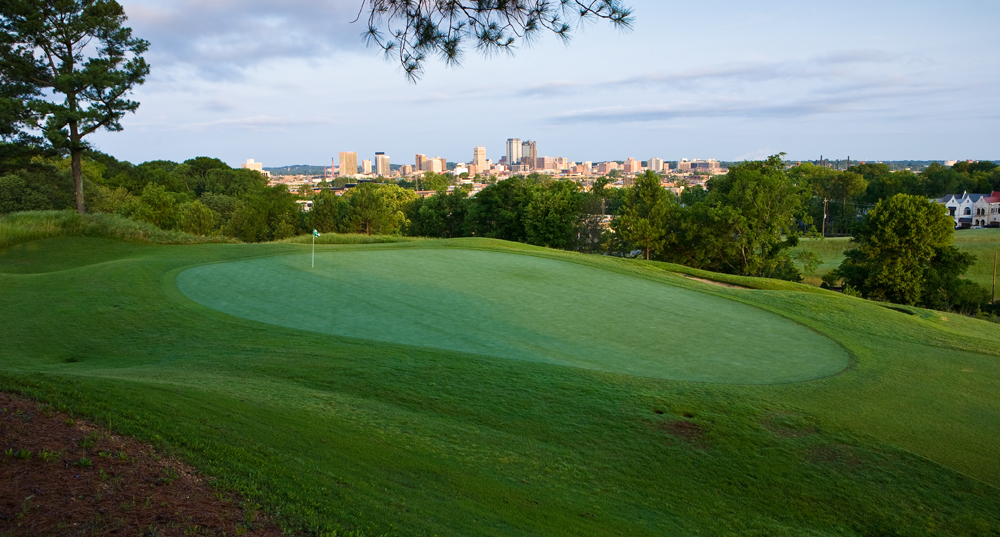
[71,148,85,214]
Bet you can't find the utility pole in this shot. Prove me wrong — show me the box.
[992,251,997,304]
[822,198,829,237]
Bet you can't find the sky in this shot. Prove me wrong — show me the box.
[87,0,1000,168]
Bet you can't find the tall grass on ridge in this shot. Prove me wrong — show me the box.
[0,210,236,249]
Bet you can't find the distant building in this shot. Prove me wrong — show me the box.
[506,139,522,169]
[936,192,1000,228]
[361,159,373,174]
[338,152,358,177]
[677,159,720,173]
[426,158,443,174]
[623,158,641,174]
[473,146,488,170]
[241,159,271,178]
[375,152,390,176]
[415,154,428,171]
[521,140,537,169]
[536,156,556,170]
[648,158,665,172]
[597,161,620,175]
[401,164,414,176]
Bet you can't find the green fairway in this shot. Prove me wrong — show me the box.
[176,249,850,384]
[3,235,1000,536]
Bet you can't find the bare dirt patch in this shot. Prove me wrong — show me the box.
[683,275,746,289]
[660,420,706,444]
[0,392,282,536]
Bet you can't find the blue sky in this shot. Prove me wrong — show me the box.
[89,0,1000,168]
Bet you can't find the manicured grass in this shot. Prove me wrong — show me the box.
[177,249,849,384]
[2,236,1000,536]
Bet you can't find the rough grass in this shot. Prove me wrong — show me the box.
[0,210,235,249]
[1,236,1000,536]
[281,232,421,245]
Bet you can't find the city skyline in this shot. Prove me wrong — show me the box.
[88,0,999,167]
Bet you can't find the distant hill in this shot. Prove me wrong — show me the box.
[264,165,326,176]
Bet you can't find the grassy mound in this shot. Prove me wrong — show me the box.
[2,236,999,536]
[0,210,236,249]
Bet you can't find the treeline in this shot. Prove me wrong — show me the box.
[791,161,1000,234]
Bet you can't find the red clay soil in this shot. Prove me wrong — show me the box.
[0,392,283,537]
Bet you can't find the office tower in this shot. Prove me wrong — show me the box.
[623,158,641,174]
[375,152,390,176]
[338,152,358,177]
[401,164,414,176]
[415,154,427,171]
[536,156,555,170]
[506,139,521,169]
[521,140,537,169]
[648,158,664,172]
[361,159,372,174]
[473,146,487,170]
[241,159,263,172]
[427,158,443,174]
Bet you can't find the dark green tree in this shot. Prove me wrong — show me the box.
[407,187,471,238]
[832,193,985,309]
[0,0,149,214]
[468,176,537,242]
[307,191,347,234]
[612,170,675,260]
[524,180,584,249]
[703,155,807,279]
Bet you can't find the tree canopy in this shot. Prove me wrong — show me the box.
[832,193,987,311]
[0,0,149,213]
[362,0,633,81]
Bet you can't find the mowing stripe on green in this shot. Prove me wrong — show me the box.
[175,249,850,384]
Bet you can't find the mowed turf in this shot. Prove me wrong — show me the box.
[176,250,850,383]
[2,235,1000,536]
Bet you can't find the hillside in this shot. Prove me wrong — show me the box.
[2,234,999,536]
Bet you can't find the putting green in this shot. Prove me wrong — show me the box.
[175,249,849,383]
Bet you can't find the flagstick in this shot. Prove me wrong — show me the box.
[312,232,315,268]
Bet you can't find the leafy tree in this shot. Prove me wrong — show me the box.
[343,183,414,235]
[131,182,176,229]
[407,187,471,238]
[307,191,348,234]
[832,193,985,308]
[524,180,583,249]
[224,185,300,242]
[679,185,707,206]
[177,200,215,236]
[362,0,632,81]
[468,176,537,242]
[0,0,149,214]
[703,155,807,279]
[612,170,674,260]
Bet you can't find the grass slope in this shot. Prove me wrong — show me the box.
[1,236,999,536]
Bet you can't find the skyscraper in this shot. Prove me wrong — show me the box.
[415,154,427,171]
[375,152,390,176]
[648,158,664,172]
[473,146,487,170]
[521,140,537,169]
[361,159,373,174]
[338,152,358,177]
[506,139,522,169]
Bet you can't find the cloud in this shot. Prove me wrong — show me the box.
[123,0,370,78]
[547,81,947,124]
[175,115,334,132]
[516,50,905,98]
